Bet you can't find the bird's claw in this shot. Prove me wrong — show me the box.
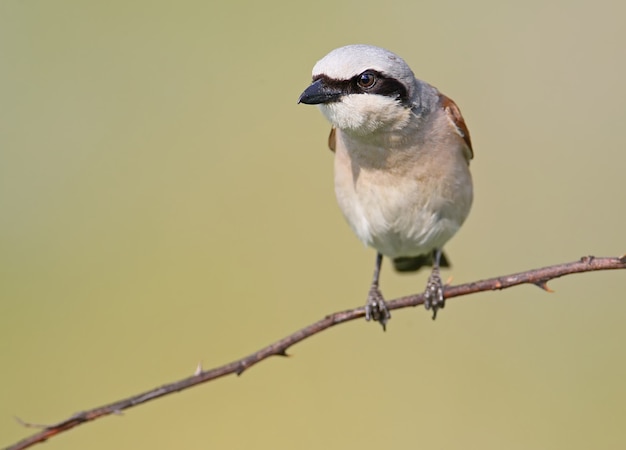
[365,286,391,331]
[424,268,445,320]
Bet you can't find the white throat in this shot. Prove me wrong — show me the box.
[318,94,412,135]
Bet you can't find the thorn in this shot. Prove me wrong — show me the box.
[194,361,203,376]
[275,349,290,357]
[445,276,454,286]
[619,254,626,263]
[580,255,595,264]
[534,280,554,293]
[14,417,48,429]
[236,362,246,376]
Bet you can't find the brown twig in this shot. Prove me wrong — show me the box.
[4,254,625,450]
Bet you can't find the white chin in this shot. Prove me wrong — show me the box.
[318,94,409,134]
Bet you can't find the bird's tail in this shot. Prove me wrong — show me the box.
[392,251,451,273]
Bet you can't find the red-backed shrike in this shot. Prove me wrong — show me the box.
[298,45,473,328]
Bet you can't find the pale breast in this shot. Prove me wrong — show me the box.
[333,127,472,259]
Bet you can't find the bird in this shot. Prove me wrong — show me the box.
[298,44,474,329]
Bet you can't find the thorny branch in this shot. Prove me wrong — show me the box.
[4,254,626,450]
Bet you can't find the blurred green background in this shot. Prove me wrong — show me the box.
[1,0,625,449]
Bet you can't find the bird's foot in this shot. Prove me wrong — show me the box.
[365,285,391,331]
[424,268,445,320]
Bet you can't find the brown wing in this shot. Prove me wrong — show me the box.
[439,93,474,161]
[328,127,336,153]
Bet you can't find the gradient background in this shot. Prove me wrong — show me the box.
[2,1,625,449]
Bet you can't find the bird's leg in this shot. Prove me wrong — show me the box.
[366,252,391,330]
[424,248,445,320]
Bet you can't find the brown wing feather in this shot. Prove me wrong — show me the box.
[328,127,336,153]
[439,93,474,161]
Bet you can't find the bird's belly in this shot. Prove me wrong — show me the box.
[334,169,469,259]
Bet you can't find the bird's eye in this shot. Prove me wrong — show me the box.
[357,72,377,89]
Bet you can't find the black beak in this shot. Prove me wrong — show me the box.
[298,78,343,105]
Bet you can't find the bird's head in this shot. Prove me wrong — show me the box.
[298,44,427,135]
